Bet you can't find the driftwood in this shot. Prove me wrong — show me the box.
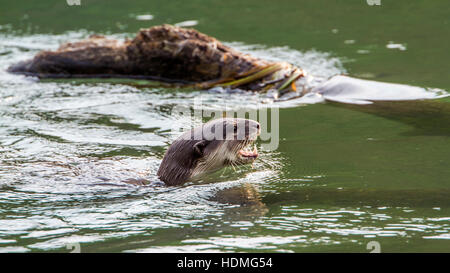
[8,24,303,92]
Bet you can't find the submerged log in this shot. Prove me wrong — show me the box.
[8,24,303,92]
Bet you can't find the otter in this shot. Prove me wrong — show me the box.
[157,118,260,186]
[119,118,264,210]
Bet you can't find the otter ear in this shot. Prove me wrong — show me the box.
[193,140,207,157]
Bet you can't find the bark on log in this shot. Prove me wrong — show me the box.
[8,25,302,92]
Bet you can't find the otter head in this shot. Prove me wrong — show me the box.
[157,118,260,186]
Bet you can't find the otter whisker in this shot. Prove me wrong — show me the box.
[219,166,228,177]
[229,161,237,172]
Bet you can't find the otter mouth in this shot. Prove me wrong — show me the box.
[237,128,260,160]
[238,143,258,159]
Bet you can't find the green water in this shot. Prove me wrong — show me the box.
[0,0,449,252]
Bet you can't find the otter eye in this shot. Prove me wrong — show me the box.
[193,140,208,157]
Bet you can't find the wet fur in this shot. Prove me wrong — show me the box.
[157,118,259,186]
